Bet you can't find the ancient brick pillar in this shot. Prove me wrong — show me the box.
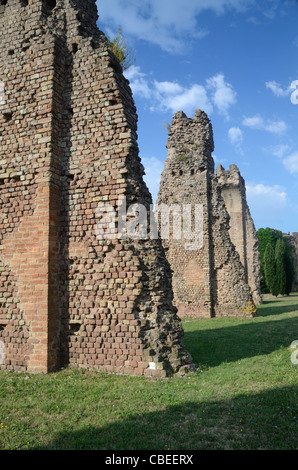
[216,164,262,305]
[157,110,257,318]
[0,0,192,376]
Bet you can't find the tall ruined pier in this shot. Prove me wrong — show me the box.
[157,110,259,318]
[0,0,192,376]
[216,164,262,305]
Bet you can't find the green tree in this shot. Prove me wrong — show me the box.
[275,238,287,295]
[284,240,295,295]
[264,243,279,296]
[257,227,282,293]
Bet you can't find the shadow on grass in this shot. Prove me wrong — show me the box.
[32,385,297,450]
[257,297,298,317]
[183,316,298,368]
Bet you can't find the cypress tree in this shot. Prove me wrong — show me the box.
[284,240,295,295]
[275,238,287,295]
[264,243,279,296]
[257,227,281,293]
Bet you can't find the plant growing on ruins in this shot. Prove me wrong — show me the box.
[175,153,188,162]
[163,121,171,132]
[107,28,136,71]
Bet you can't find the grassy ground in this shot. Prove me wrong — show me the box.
[0,294,297,450]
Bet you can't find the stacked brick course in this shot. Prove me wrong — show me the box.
[157,110,258,318]
[0,0,192,376]
[216,164,262,305]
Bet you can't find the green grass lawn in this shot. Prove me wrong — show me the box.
[0,294,297,450]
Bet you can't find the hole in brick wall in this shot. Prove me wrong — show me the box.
[20,0,28,6]
[191,169,194,175]
[11,175,21,183]
[0,0,8,5]
[42,0,56,14]
[172,171,175,176]
[91,40,100,50]
[78,25,86,36]
[8,49,14,56]
[68,323,81,335]
[3,111,12,121]
[110,59,123,74]
[109,98,120,106]
[22,38,30,52]
[72,43,78,54]
[0,325,5,332]
[179,170,183,176]
[0,178,5,186]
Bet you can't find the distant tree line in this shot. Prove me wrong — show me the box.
[257,227,295,296]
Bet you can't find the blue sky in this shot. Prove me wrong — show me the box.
[97,0,298,234]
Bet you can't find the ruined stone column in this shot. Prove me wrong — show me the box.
[216,164,262,305]
[0,0,192,376]
[157,110,257,318]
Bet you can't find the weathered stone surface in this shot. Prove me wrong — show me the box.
[157,110,258,318]
[0,0,192,376]
[216,164,262,305]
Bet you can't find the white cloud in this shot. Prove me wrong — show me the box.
[206,73,237,118]
[246,182,288,229]
[154,81,184,96]
[264,145,298,177]
[228,127,244,155]
[155,83,213,115]
[247,16,260,25]
[125,68,237,118]
[242,115,264,129]
[265,120,288,134]
[97,0,254,53]
[242,115,287,134]
[124,65,152,99]
[266,144,291,158]
[228,127,243,145]
[282,151,298,175]
[246,183,287,202]
[265,80,291,97]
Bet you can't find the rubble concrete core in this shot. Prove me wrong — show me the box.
[157,110,260,318]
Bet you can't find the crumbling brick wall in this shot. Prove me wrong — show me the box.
[0,0,192,376]
[216,164,262,305]
[157,110,257,318]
